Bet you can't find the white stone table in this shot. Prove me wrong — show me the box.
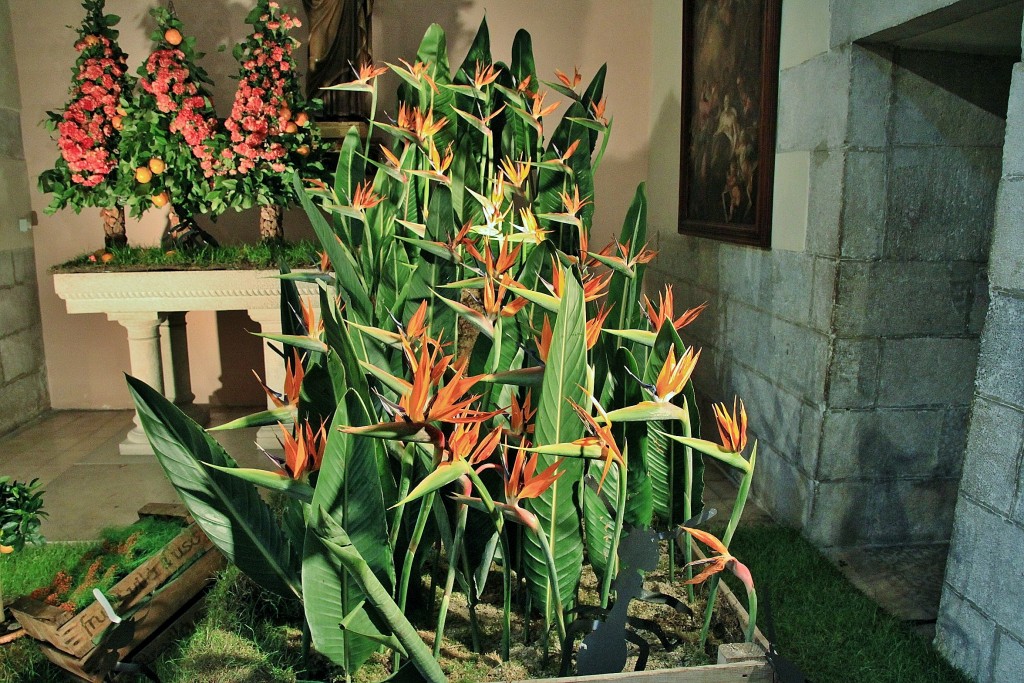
[53,269,320,455]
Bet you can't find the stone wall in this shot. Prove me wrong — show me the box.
[935,58,1024,682]
[649,0,1013,551]
[0,0,48,434]
[807,46,1010,548]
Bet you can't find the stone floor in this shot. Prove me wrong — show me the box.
[0,409,941,638]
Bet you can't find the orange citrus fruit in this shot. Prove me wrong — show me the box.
[280,107,292,121]
[164,28,183,46]
[152,192,170,207]
[112,116,123,130]
[135,166,153,183]
[284,122,298,134]
[100,252,115,263]
[296,145,310,156]
[295,111,309,127]
[148,158,166,174]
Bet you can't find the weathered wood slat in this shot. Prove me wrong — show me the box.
[519,660,774,682]
[54,523,212,657]
[7,598,74,645]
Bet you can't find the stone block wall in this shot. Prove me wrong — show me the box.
[649,44,851,530]
[806,46,1010,548]
[936,60,1024,683]
[0,0,48,435]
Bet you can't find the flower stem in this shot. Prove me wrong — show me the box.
[680,401,695,603]
[599,458,627,609]
[389,443,416,548]
[434,494,469,658]
[699,443,757,647]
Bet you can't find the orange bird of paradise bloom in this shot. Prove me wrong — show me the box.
[653,345,701,403]
[713,397,748,453]
[643,285,707,332]
[501,445,565,529]
[277,420,327,480]
[399,337,493,425]
[255,348,304,409]
[679,526,755,593]
[443,421,503,469]
[569,398,624,492]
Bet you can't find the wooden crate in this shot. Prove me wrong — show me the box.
[10,513,224,682]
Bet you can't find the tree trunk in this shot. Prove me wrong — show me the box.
[101,205,127,248]
[259,204,285,243]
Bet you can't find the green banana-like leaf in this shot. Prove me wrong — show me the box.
[643,323,702,523]
[310,507,446,683]
[606,185,648,336]
[292,172,372,325]
[525,268,587,617]
[403,186,458,342]
[256,332,328,354]
[614,348,653,529]
[394,460,472,507]
[126,375,300,599]
[201,463,313,503]
[303,391,393,673]
[583,466,615,580]
[207,406,295,431]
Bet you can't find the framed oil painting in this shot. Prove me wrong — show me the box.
[678,0,782,248]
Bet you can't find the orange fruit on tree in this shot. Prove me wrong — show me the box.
[164,28,183,46]
[135,166,153,184]
[295,111,309,127]
[100,251,115,263]
[148,158,166,174]
[280,107,292,121]
[83,35,100,47]
[296,145,310,156]
[284,122,298,134]
[152,192,170,207]
[112,116,123,130]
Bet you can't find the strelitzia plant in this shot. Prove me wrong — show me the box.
[128,18,762,681]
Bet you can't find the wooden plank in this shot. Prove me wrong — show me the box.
[36,641,106,683]
[78,549,225,675]
[8,597,74,644]
[137,502,191,521]
[55,524,212,657]
[126,591,209,667]
[518,660,773,683]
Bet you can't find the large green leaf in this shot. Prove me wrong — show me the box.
[643,324,702,524]
[126,375,300,599]
[606,184,648,335]
[303,390,393,673]
[292,172,372,325]
[525,267,587,617]
[403,185,458,342]
[310,508,445,683]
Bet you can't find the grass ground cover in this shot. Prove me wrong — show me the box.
[1,523,970,682]
[53,241,322,272]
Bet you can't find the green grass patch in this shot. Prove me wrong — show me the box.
[53,241,323,273]
[724,525,970,683]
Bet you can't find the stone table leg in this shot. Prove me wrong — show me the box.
[109,312,164,455]
[159,312,209,426]
[248,307,286,451]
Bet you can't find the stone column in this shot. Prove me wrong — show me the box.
[108,312,164,455]
[159,312,209,426]
[247,306,286,451]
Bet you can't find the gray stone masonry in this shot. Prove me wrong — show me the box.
[0,247,47,436]
[936,28,1024,682]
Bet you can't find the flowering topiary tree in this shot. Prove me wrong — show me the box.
[118,5,222,249]
[38,0,132,248]
[218,0,323,242]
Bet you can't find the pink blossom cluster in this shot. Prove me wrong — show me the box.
[140,48,218,175]
[57,35,127,187]
[223,4,304,176]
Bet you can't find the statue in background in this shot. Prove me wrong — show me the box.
[302,0,374,120]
